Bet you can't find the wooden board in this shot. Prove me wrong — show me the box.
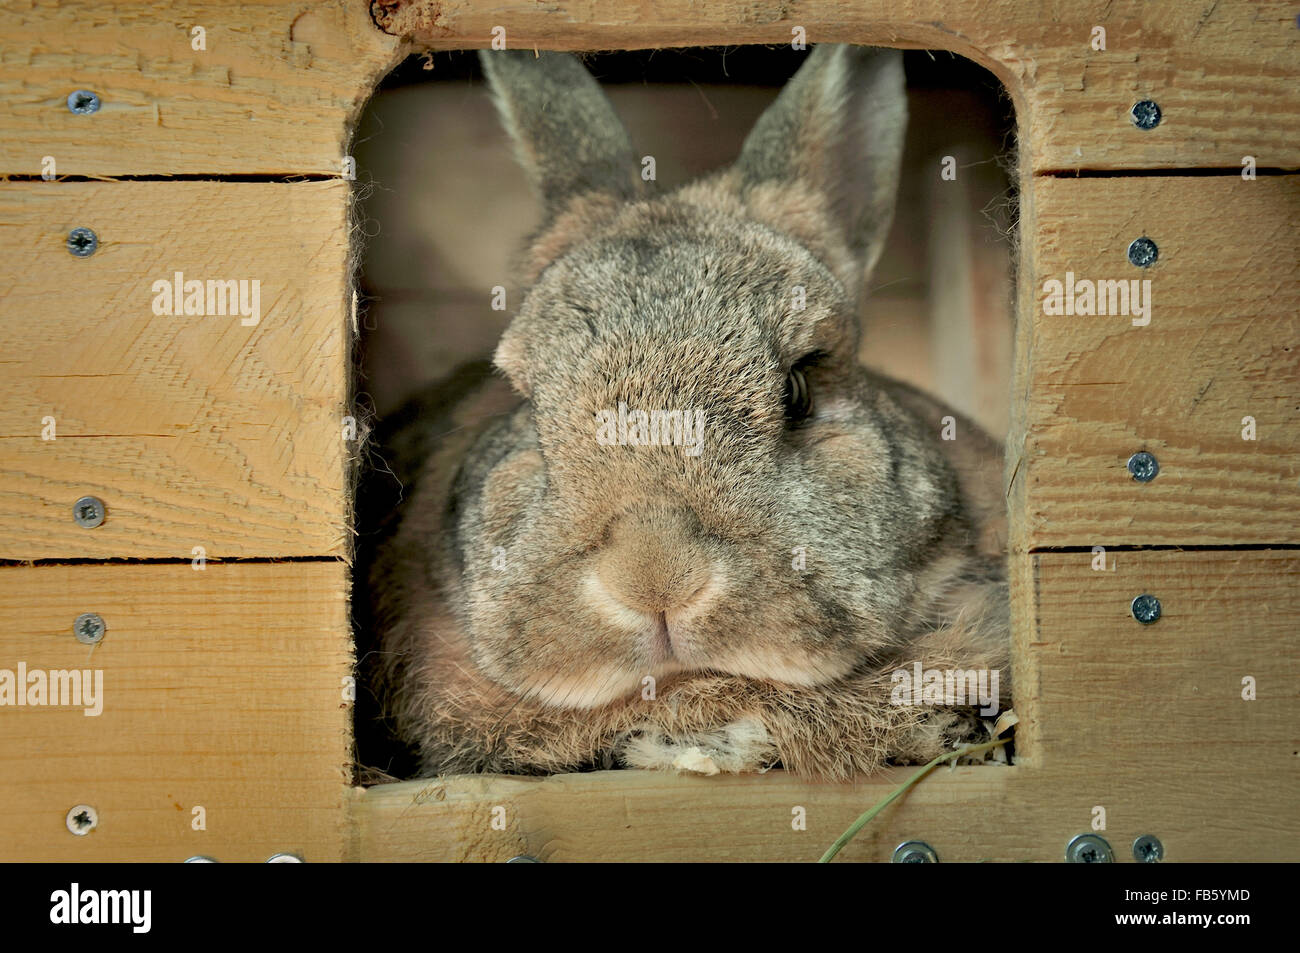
[351,765,1027,863]
[0,2,1295,176]
[1012,176,1300,550]
[0,0,397,176]
[1013,549,1300,860]
[375,0,1300,174]
[1022,549,1300,762]
[354,550,1300,862]
[0,561,352,862]
[0,182,352,559]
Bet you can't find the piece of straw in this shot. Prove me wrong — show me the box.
[819,736,1011,863]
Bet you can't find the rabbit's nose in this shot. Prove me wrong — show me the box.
[595,568,715,619]
[587,509,720,621]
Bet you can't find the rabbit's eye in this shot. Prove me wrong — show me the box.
[784,362,815,424]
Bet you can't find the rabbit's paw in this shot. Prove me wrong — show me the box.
[892,708,1001,766]
[615,716,779,775]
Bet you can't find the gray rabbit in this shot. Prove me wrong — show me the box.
[366,45,1010,780]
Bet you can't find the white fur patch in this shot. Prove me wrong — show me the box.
[618,716,778,774]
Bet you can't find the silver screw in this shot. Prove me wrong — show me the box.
[1127,451,1159,482]
[73,495,106,528]
[506,855,541,863]
[1130,99,1161,130]
[891,840,938,863]
[67,90,101,115]
[74,612,106,645]
[66,804,98,836]
[1066,833,1114,863]
[1131,594,1162,625]
[1132,834,1164,863]
[184,855,219,863]
[1127,237,1158,267]
[67,227,98,257]
[266,853,304,863]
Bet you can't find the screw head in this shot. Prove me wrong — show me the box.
[67,227,98,257]
[1131,594,1162,625]
[73,612,106,644]
[1130,99,1161,130]
[1127,236,1159,268]
[66,804,98,836]
[1066,833,1114,863]
[266,852,304,863]
[1132,834,1164,863]
[1127,451,1160,482]
[184,855,219,863]
[67,90,101,115]
[891,840,939,863]
[73,495,106,528]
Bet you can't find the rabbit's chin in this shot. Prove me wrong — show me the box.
[512,660,690,710]
[505,646,860,711]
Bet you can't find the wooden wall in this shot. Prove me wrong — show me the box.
[0,0,395,862]
[1,0,1296,861]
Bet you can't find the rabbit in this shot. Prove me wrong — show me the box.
[364,44,1011,781]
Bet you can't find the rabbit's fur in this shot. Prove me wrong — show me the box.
[366,45,1010,781]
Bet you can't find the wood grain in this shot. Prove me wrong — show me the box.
[1013,176,1300,549]
[354,550,1300,862]
[0,181,352,559]
[352,766,1026,863]
[0,0,397,176]
[377,0,1300,173]
[0,562,352,862]
[0,2,1295,175]
[1023,549,1300,764]
[1013,550,1300,860]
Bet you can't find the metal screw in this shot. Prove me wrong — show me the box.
[184,855,219,863]
[66,804,98,836]
[266,853,304,863]
[506,855,541,863]
[1127,237,1158,267]
[891,840,939,863]
[73,612,106,645]
[1066,833,1113,863]
[66,227,98,257]
[1127,451,1159,482]
[1131,594,1162,625]
[67,90,101,115]
[1130,99,1161,130]
[1132,834,1164,863]
[73,495,106,527]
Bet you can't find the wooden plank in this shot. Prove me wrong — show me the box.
[0,562,352,862]
[0,0,397,176]
[1,2,1295,175]
[1026,549,1300,759]
[352,766,1029,863]
[377,0,1300,173]
[1017,550,1300,858]
[1013,175,1300,549]
[355,550,1300,862]
[0,181,352,558]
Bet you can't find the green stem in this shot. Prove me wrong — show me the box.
[818,737,1011,863]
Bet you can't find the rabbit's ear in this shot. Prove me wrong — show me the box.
[733,45,906,294]
[479,50,642,217]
